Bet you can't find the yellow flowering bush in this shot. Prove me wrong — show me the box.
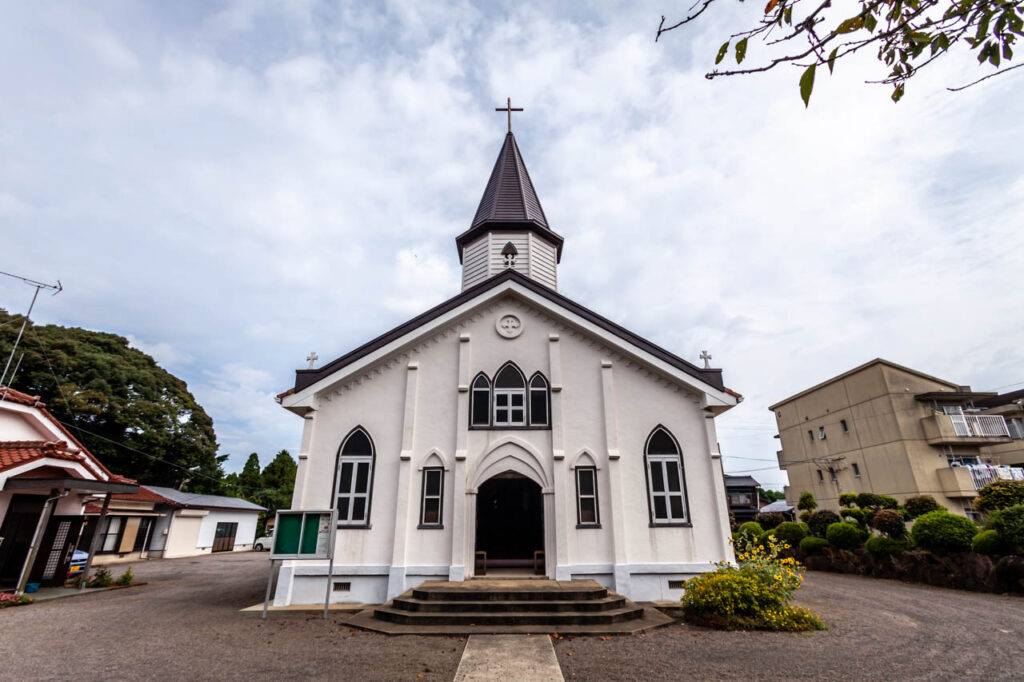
[680,534,825,632]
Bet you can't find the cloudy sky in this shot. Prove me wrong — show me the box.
[2,1,1022,489]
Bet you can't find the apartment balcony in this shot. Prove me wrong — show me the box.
[938,464,1024,497]
[937,467,978,498]
[921,413,1012,446]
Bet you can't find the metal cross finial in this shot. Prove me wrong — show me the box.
[495,97,523,133]
[700,350,712,369]
[306,352,318,369]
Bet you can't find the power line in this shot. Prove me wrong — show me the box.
[25,328,290,495]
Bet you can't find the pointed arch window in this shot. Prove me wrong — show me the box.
[644,427,689,525]
[470,373,491,427]
[493,363,526,426]
[529,373,549,427]
[335,428,375,526]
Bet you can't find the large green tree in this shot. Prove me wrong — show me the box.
[0,308,224,491]
[657,0,1023,104]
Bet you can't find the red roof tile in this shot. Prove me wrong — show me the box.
[0,440,86,473]
[0,386,45,407]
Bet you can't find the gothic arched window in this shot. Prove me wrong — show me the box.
[502,241,518,268]
[528,372,549,427]
[470,373,491,427]
[644,426,688,524]
[335,427,375,526]
[493,363,526,426]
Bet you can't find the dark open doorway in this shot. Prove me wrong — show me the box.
[475,472,544,569]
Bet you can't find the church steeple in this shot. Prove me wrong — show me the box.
[457,131,564,291]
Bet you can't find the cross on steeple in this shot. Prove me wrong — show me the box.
[306,351,318,369]
[495,97,523,133]
[700,350,712,369]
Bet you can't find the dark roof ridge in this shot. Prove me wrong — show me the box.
[291,269,727,395]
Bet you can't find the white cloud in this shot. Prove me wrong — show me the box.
[1,1,1021,486]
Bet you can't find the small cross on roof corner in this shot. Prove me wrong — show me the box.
[495,97,523,133]
[700,350,712,369]
[306,351,318,369]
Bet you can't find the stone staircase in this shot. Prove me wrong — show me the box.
[346,579,674,635]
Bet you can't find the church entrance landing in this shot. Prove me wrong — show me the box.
[475,472,544,573]
[347,579,674,635]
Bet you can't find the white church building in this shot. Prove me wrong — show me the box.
[274,126,741,606]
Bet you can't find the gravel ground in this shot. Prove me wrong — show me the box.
[0,552,464,682]
[554,571,1024,681]
[4,554,1022,681]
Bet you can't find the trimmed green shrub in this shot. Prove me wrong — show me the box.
[878,495,899,509]
[985,504,1024,552]
[910,510,977,555]
[799,511,811,522]
[841,508,867,526]
[976,480,1024,513]
[807,510,841,538]
[754,511,785,530]
[971,530,1005,556]
[839,493,858,508]
[797,521,810,535]
[797,491,817,512]
[738,521,764,537]
[856,493,899,510]
[773,521,807,548]
[799,536,829,553]
[826,522,863,550]
[904,495,942,519]
[865,536,910,555]
[872,509,908,539]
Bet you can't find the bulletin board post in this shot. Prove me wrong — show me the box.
[261,509,337,620]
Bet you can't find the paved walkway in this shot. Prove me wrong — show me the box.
[454,635,564,681]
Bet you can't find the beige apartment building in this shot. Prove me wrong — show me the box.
[770,359,1024,519]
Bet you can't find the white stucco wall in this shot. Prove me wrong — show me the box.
[276,288,734,605]
[196,509,260,551]
[162,511,205,558]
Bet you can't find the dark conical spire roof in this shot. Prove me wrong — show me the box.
[456,132,563,262]
[471,132,549,228]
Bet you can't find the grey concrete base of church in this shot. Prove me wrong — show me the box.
[344,578,675,636]
[453,635,563,682]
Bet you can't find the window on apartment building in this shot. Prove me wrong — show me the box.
[841,419,849,434]
[808,430,814,444]
[817,469,824,483]
[947,454,981,466]
[819,426,827,440]
[852,463,861,478]
[829,468,837,482]
[963,499,983,523]
[1008,418,1024,440]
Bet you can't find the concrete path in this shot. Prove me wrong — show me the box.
[453,634,564,681]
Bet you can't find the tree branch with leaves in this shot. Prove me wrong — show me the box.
[657,0,1024,104]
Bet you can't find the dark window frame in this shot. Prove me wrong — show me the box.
[840,419,849,434]
[528,372,550,427]
[574,465,600,527]
[470,373,491,428]
[643,426,691,526]
[333,426,376,528]
[96,515,126,554]
[418,467,445,528]
[132,517,154,552]
[852,462,861,478]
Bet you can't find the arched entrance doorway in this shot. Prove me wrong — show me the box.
[475,472,544,570]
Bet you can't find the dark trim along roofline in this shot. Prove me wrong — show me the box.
[293,269,725,394]
[454,221,564,263]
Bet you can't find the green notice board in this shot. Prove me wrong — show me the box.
[270,510,335,560]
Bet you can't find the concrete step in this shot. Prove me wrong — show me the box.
[372,604,645,626]
[411,579,608,603]
[346,604,676,636]
[391,595,627,613]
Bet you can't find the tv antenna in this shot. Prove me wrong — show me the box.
[0,270,63,388]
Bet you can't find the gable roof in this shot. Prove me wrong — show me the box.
[724,475,760,488]
[0,387,133,483]
[768,358,960,411]
[455,133,564,262]
[143,485,265,512]
[287,269,734,406]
